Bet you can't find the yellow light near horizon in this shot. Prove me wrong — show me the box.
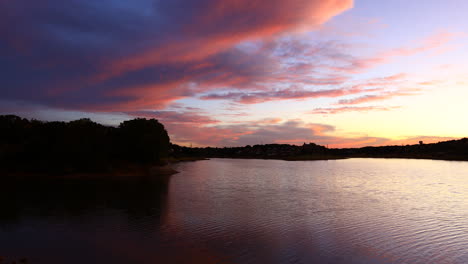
[305,82,468,144]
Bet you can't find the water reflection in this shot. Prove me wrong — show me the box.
[0,176,170,263]
[1,159,468,264]
[0,176,169,224]
[166,159,468,264]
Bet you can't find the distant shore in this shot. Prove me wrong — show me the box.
[285,156,468,162]
[172,138,468,162]
[209,155,467,162]
[0,157,214,180]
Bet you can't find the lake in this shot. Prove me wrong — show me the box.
[1,158,468,263]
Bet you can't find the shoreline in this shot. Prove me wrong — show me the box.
[189,156,468,162]
[0,158,210,180]
[1,164,179,180]
[2,155,466,180]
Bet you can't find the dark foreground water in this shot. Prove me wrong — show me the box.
[1,158,468,264]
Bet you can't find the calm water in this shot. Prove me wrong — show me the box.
[1,158,468,263]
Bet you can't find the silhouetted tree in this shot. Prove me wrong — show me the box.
[116,118,170,164]
[0,115,171,175]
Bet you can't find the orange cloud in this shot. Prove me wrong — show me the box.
[256,118,283,125]
[99,0,353,82]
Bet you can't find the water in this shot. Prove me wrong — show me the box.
[1,158,468,263]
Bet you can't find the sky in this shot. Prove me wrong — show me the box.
[1,0,467,147]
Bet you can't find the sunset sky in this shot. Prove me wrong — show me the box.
[1,0,467,147]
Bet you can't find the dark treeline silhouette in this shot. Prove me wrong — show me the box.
[0,115,170,175]
[172,142,331,160]
[330,138,468,160]
[172,138,468,161]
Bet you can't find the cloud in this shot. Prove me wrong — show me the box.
[0,1,458,113]
[383,32,458,57]
[167,124,251,147]
[417,80,442,86]
[168,119,458,148]
[0,0,352,111]
[102,0,354,78]
[328,32,459,73]
[337,89,420,105]
[200,73,407,104]
[171,120,335,147]
[126,110,220,125]
[1,1,462,149]
[156,115,457,148]
[1,98,456,149]
[310,106,400,114]
[256,118,283,125]
[199,87,360,104]
[160,118,390,148]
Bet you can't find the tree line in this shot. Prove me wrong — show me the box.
[172,139,468,161]
[0,115,170,175]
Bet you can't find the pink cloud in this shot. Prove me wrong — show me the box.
[256,118,283,125]
[127,110,220,125]
[162,116,458,148]
[337,89,420,105]
[199,73,409,104]
[165,123,255,147]
[308,123,335,135]
[3,0,463,116]
[384,32,457,57]
[417,80,442,86]
[0,0,355,112]
[310,106,400,114]
[329,32,459,74]
[200,88,349,104]
[200,84,382,104]
[162,118,391,148]
[98,0,353,81]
